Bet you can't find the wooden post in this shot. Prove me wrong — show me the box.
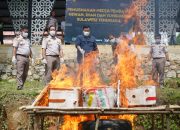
[29,115,34,130]
[34,115,41,130]
[40,116,44,130]
[151,114,155,130]
[95,117,100,130]
[166,114,170,130]
[56,116,61,130]
[161,114,164,130]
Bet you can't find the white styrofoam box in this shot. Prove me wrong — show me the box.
[48,88,80,108]
[82,87,116,108]
[126,86,156,106]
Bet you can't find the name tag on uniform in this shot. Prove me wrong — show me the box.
[47,39,53,45]
[19,41,25,45]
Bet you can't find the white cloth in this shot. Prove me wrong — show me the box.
[12,56,17,64]
[42,59,47,64]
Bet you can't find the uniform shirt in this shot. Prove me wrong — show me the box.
[47,16,58,30]
[13,35,32,56]
[76,34,97,53]
[150,43,168,58]
[75,34,98,63]
[61,21,65,31]
[42,36,62,56]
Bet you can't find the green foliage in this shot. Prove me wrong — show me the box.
[164,78,180,88]
[176,33,180,45]
[135,114,180,130]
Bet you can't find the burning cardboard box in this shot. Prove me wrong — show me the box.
[48,87,81,108]
[126,86,156,106]
[82,86,116,108]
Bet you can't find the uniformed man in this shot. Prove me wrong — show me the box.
[149,34,169,88]
[47,10,58,31]
[75,26,99,64]
[12,26,33,90]
[42,25,64,84]
[109,34,118,64]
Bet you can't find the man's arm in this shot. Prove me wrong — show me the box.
[148,46,153,60]
[165,52,169,61]
[42,38,47,59]
[12,38,19,57]
[59,44,64,58]
[75,36,84,53]
[164,46,169,61]
[13,47,17,57]
[93,40,99,53]
[42,48,46,59]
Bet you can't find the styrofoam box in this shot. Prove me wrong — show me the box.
[82,87,116,108]
[48,88,80,108]
[126,86,156,106]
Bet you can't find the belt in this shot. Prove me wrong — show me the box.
[153,57,165,59]
[16,54,29,58]
[46,55,59,57]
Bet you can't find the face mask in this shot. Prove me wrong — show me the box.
[83,31,90,36]
[22,32,28,38]
[49,31,56,37]
[110,38,116,43]
[155,39,161,44]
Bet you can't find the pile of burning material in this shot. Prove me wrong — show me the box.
[32,43,156,108]
[33,84,157,108]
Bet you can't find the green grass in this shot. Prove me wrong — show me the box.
[0,79,44,105]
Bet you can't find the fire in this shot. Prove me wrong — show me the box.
[61,115,94,130]
[49,64,74,88]
[48,51,103,88]
[60,115,136,130]
[34,0,157,129]
[111,37,138,107]
[75,51,103,88]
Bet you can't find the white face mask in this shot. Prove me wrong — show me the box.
[49,31,56,37]
[110,38,116,43]
[155,39,161,43]
[22,32,28,38]
[83,31,90,36]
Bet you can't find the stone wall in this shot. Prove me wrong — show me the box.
[0,45,180,81]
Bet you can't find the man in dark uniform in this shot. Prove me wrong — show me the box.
[149,34,169,88]
[75,26,98,64]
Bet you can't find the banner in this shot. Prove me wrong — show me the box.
[65,0,133,44]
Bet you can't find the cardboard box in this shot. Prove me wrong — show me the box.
[82,87,116,108]
[126,86,156,106]
[48,87,80,108]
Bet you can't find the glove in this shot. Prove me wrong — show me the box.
[79,48,85,55]
[12,56,17,64]
[42,59,47,64]
[31,58,35,65]
[95,57,100,64]
[60,58,64,63]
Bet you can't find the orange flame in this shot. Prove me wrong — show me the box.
[111,37,138,107]
[35,0,157,129]
[49,64,74,88]
[75,51,104,88]
[60,115,136,130]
